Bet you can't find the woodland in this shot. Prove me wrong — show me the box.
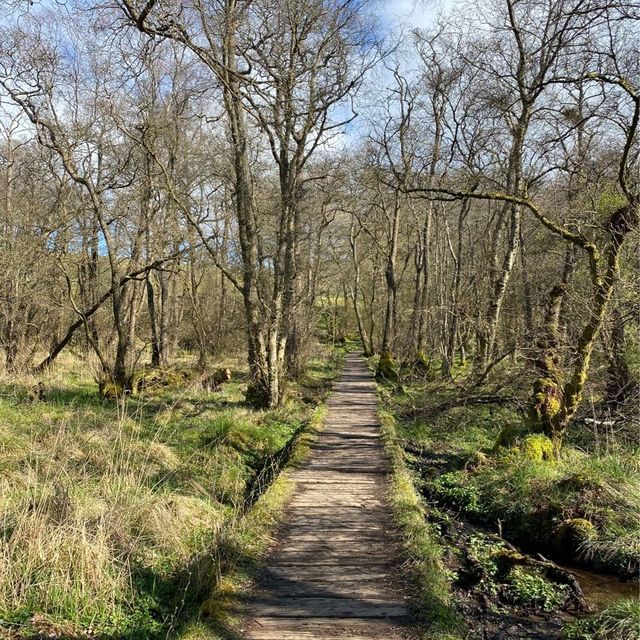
[0,0,638,639]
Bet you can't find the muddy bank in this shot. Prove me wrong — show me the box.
[430,503,638,639]
[409,451,638,639]
[428,505,570,639]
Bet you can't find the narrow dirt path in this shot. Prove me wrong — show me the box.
[240,353,416,639]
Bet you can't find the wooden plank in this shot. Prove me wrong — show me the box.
[239,597,408,618]
[241,354,417,639]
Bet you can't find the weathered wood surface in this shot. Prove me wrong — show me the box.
[239,353,416,639]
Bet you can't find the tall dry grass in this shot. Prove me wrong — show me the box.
[0,371,228,634]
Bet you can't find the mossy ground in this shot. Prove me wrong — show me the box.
[0,350,341,639]
[388,380,640,578]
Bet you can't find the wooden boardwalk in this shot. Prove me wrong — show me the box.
[240,353,416,639]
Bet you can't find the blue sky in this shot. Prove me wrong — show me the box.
[318,0,458,155]
[379,0,455,31]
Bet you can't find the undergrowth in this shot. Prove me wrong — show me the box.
[0,351,340,639]
[390,388,640,578]
[562,598,640,640]
[384,370,639,638]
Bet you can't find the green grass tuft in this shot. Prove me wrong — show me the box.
[562,598,640,640]
[380,410,466,640]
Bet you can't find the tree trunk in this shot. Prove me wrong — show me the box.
[605,307,636,405]
[147,274,161,367]
[380,191,401,359]
[531,204,638,451]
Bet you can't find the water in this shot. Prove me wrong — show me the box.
[566,565,639,611]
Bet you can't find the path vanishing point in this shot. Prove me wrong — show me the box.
[241,353,417,639]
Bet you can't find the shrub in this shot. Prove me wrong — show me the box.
[505,566,568,611]
[432,471,483,516]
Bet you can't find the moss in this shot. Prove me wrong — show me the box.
[554,518,598,560]
[376,351,399,381]
[130,370,145,395]
[520,435,554,462]
[530,377,563,426]
[98,380,123,400]
[493,548,526,577]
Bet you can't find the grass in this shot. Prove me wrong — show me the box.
[562,598,640,639]
[0,349,341,639]
[379,410,466,640]
[178,405,328,640]
[179,470,297,639]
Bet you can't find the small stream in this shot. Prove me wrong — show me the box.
[562,565,639,612]
[435,509,639,639]
[443,503,639,614]
[412,468,639,638]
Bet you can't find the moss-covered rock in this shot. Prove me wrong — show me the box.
[376,351,399,381]
[554,518,598,560]
[520,434,554,462]
[494,423,531,449]
[134,367,193,394]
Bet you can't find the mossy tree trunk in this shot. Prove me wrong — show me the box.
[530,202,639,451]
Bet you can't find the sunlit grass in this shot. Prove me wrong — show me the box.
[0,349,341,638]
[380,410,466,640]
